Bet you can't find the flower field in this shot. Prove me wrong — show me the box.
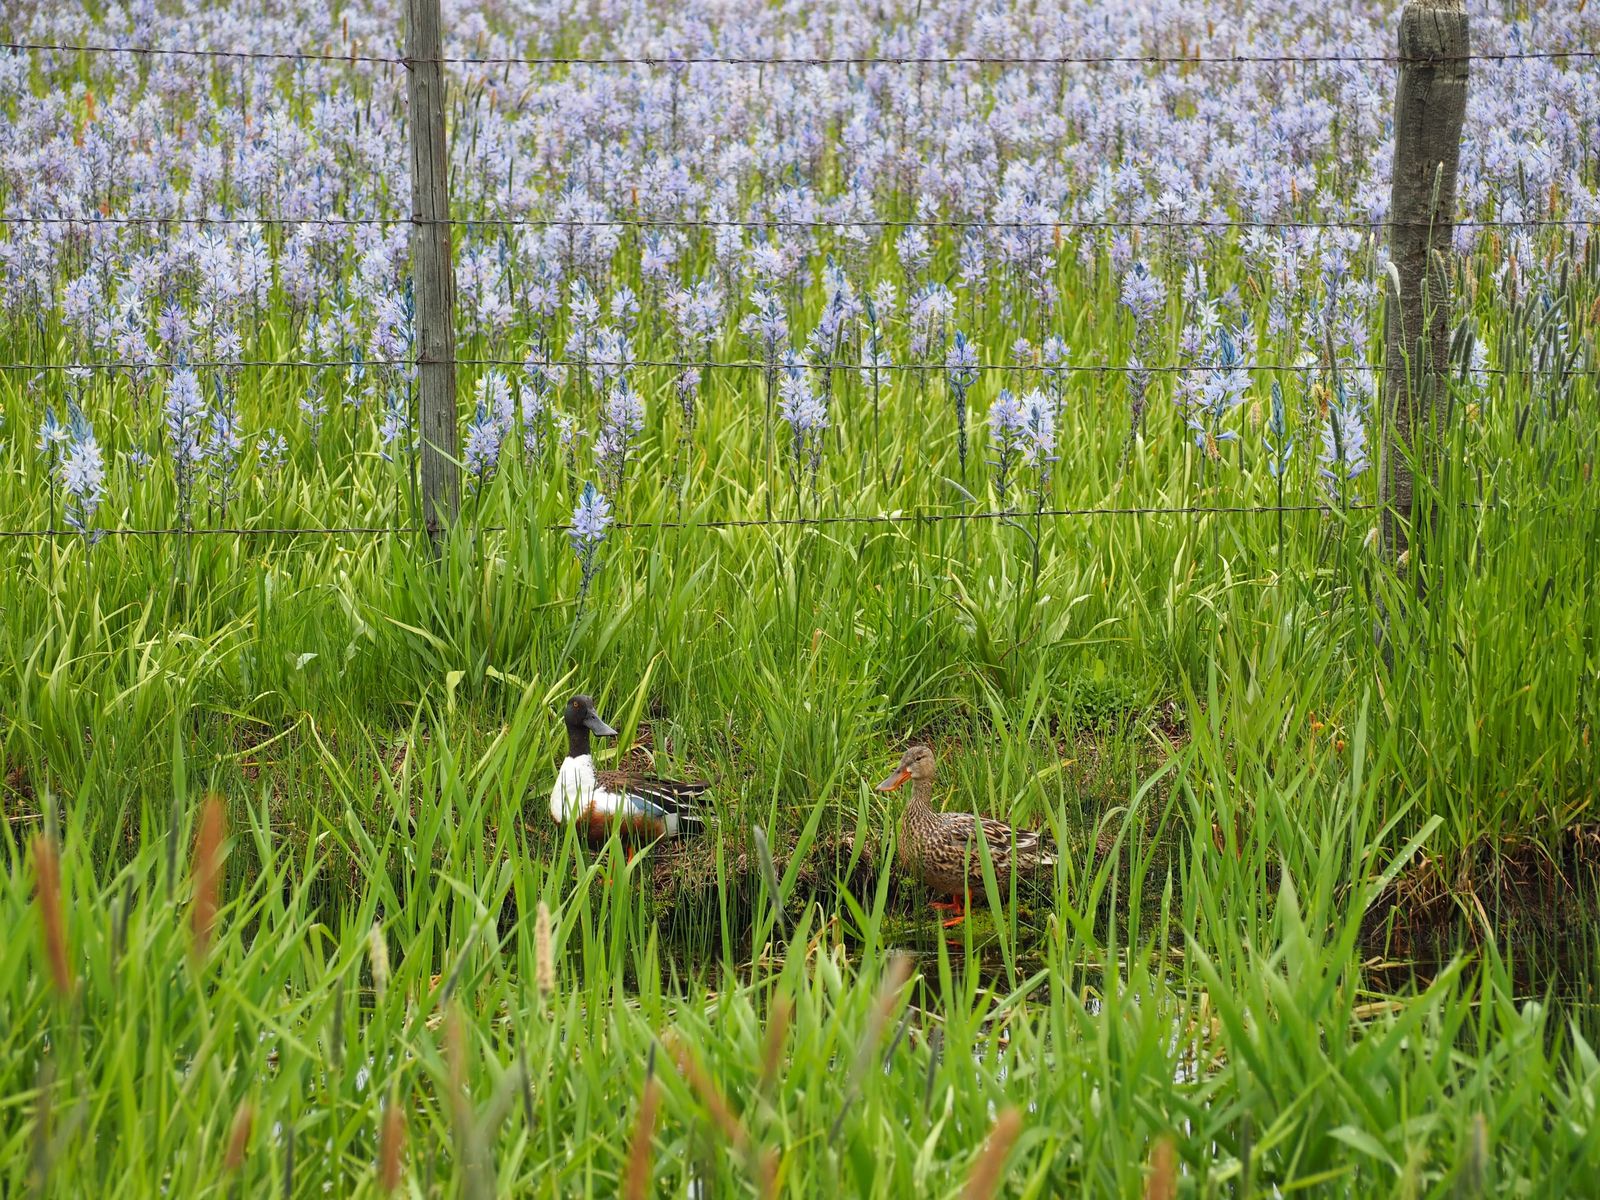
[2,0,1599,1194]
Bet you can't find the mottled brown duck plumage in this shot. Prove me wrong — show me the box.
[877,745,1054,925]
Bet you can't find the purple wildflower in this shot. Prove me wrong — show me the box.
[988,389,1026,503]
[1180,321,1252,462]
[1265,382,1293,480]
[60,405,104,544]
[945,331,981,475]
[206,375,242,518]
[36,406,67,458]
[596,381,644,495]
[1319,380,1369,499]
[463,400,503,489]
[165,368,207,525]
[299,382,327,445]
[778,353,828,490]
[1119,261,1168,327]
[257,431,288,475]
[569,482,612,605]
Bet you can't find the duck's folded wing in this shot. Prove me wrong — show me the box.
[597,771,710,822]
[975,816,1055,863]
[975,814,1019,849]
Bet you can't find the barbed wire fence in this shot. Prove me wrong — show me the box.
[0,2,1593,551]
[7,39,1598,64]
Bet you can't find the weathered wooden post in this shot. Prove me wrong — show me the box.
[1381,0,1469,577]
[405,0,459,543]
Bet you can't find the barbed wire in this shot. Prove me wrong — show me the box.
[2,213,1591,232]
[549,501,1401,533]
[3,356,1591,377]
[0,500,1398,542]
[5,40,1597,68]
[0,524,422,539]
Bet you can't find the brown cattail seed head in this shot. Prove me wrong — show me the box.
[1144,1135,1178,1200]
[621,1076,660,1200]
[223,1101,254,1172]
[444,1003,466,1094]
[368,923,390,1003]
[191,795,227,960]
[668,1033,747,1148]
[759,996,794,1091]
[963,1107,1024,1200]
[378,1088,406,1192]
[877,953,914,1021]
[535,901,555,995]
[32,834,73,998]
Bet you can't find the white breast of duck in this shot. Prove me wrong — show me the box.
[548,753,695,835]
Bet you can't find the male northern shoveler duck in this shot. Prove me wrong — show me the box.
[550,694,709,848]
[877,744,1055,927]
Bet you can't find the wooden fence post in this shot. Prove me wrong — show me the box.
[405,0,459,544]
[1381,0,1469,578]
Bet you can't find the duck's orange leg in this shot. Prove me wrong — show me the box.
[931,894,967,927]
[606,844,633,885]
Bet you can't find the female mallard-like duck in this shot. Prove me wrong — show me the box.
[550,695,709,847]
[877,744,1055,927]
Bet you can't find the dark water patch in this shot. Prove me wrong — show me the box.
[1363,823,1600,998]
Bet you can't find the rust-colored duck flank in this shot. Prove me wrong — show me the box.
[877,745,1055,927]
[549,695,709,847]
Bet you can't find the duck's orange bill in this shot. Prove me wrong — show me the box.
[877,766,912,792]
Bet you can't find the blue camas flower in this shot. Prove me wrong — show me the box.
[36,405,68,458]
[1319,379,1369,497]
[610,285,639,332]
[990,388,1057,512]
[987,389,1026,503]
[1119,261,1167,327]
[596,381,644,496]
[742,288,788,362]
[569,482,612,605]
[477,369,514,430]
[1118,263,1167,466]
[520,350,567,461]
[1018,389,1057,476]
[1179,321,1252,464]
[462,400,503,490]
[1265,381,1294,480]
[165,367,207,526]
[778,353,828,492]
[378,385,413,463]
[207,375,242,519]
[60,404,104,544]
[945,331,980,475]
[299,381,327,445]
[124,447,153,479]
[257,431,288,475]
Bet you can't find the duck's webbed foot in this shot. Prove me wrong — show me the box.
[931,894,967,927]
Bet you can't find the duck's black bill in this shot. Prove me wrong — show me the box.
[584,713,619,737]
[877,767,911,792]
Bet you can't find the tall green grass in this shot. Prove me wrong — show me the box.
[7,709,1600,1195]
[3,133,1598,1198]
